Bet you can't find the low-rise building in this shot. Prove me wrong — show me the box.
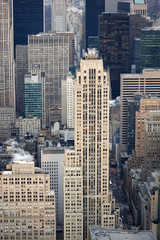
[90,226,157,240]
[16,116,41,137]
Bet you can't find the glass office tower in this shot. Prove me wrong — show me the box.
[85,0,105,48]
[13,0,43,54]
[24,74,42,118]
[141,28,160,71]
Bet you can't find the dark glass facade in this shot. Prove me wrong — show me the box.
[99,13,130,98]
[118,2,130,13]
[127,94,141,155]
[85,0,105,48]
[130,14,152,68]
[140,28,160,71]
[13,0,43,54]
[16,45,28,117]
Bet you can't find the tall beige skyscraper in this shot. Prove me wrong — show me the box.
[51,0,67,32]
[0,0,15,107]
[0,0,15,141]
[63,150,83,240]
[64,49,119,240]
[0,160,56,239]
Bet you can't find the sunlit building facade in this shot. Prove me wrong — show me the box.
[64,49,119,240]
[0,160,56,239]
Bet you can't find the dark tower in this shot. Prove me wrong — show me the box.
[99,13,130,98]
[13,0,43,55]
[85,0,105,49]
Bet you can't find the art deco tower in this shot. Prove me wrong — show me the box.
[0,0,15,107]
[64,49,119,240]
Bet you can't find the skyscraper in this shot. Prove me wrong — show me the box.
[13,0,44,54]
[16,45,28,117]
[61,72,75,127]
[140,28,160,71]
[28,33,69,127]
[0,0,15,107]
[85,0,105,48]
[63,150,83,240]
[120,69,160,152]
[64,49,119,240]
[99,13,130,98]
[24,73,42,118]
[51,0,67,32]
[129,14,152,68]
[0,0,15,141]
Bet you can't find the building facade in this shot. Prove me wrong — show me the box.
[135,97,160,159]
[0,107,15,143]
[51,0,67,32]
[85,0,105,48]
[120,69,160,152]
[24,73,43,119]
[138,170,160,239]
[67,73,75,128]
[140,28,160,71]
[129,14,152,68]
[64,49,120,240]
[0,0,15,108]
[61,72,75,127]
[41,147,64,228]
[130,0,147,17]
[144,111,160,179]
[15,116,41,137]
[63,150,83,240]
[16,45,28,117]
[99,13,130,98]
[127,94,142,155]
[13,0,44,54]
[28,33,69,126]
[0,160,56,240]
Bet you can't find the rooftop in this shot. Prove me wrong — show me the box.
[90,227,157,240]
[134,0,146,4]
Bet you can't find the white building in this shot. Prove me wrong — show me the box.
[62,72,75,127]
[41,147,64,227]
[67,72,75,128]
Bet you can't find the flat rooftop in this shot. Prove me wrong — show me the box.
[90,227,157,240]
[134,0,146,4]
